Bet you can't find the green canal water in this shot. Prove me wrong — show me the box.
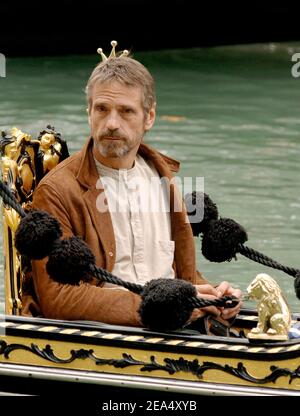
[0,42,300,313]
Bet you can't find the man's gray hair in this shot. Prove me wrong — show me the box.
[85,56,156,113]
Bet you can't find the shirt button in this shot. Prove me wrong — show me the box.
[108,251,114,257]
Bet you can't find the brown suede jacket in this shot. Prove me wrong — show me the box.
[21,137,207,326]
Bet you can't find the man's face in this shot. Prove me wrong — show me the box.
[88,80,155,161]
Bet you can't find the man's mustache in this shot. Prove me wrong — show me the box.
[99,131,127,140]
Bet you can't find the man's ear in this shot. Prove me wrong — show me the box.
[144,103,156,131]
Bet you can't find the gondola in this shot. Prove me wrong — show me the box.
[1,127,300,397]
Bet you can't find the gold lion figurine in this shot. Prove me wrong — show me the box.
[247,273,291,341]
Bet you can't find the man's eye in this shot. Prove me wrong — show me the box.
[96,106,107,112]
[124,108,134,114]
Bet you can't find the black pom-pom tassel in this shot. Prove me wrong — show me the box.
[15,210,62,260]
[202,217,248,262]
[46,236,95,285]
[184,192,219,236]
[139,278,196,331]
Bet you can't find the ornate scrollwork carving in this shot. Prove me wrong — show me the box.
[0,339,299,386]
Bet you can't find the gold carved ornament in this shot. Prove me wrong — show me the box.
[0,126,68,315]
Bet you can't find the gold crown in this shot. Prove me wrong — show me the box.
[97,40,129,62]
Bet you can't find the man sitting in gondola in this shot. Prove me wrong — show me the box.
[21,41,242,327]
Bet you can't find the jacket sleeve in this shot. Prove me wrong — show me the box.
[29,184,143,327]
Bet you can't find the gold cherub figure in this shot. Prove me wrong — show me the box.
[0,131,20,231]
[36,125,69,177]
[0,131,19,193]
[12,127,39,201]
[247,273,291,340]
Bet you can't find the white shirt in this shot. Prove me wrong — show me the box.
[94,154,175,287]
